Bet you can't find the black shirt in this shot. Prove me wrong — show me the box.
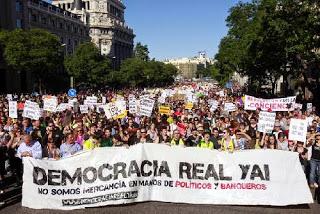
[311,144,320,160]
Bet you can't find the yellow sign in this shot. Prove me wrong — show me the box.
[159,106,171,115]
[185,102,193,110]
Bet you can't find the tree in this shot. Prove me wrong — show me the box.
[215,0,320,100]
[64,42,112,87]
[117,58,177,88]
[134,42,150,61]
[1,29,63,92]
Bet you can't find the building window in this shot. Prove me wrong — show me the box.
[31,14,37,22]
[59,22,63,29]
[51,19,55,27]
[16,19,22,28]
[87,2,90,10]
[67,3,70,9]
[16,0,22,12]
[41,16,47,25]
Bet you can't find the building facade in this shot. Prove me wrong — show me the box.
[52,0,135,68]
[0,0,90,92]
[164,52,215,79]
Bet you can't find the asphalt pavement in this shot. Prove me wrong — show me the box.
[1,201,319,214]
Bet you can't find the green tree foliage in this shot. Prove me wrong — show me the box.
[134,42,150,61]
[116,58,177,87]
[0,29,62,91]
[64,42,112,87]
[215,0,320,97]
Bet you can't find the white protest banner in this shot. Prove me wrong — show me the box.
[257,111,276,133]
[219,90,225,97]
[56,103,69,112]
[80,105,89,114]
[22,100,41,120]
[128,95,138,114]
[43,96,58,112]
[9,101,18,118]
[224,103,237,112]
[244,95,296,112]
[289,119,308,143]
[22,144,312,210]
[139,98,155,117]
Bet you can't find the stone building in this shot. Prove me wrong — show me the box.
[0,0,90,92]
[164,52,215,79]
[52,0,135,68]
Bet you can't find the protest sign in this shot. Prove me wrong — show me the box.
[56,103,69,112]
[22,144,312,210]
[294,103,303,110]
[185,102,193,110]
[159,106,171,115]
[139,98,155,117]
[43,96,58,112]
[84,96,98,106]
[102,97,106,104]
[7,94,13,101]
[128,95,138,114]
[103,101,127,119]
[224,103,237,112]
[257,111,276,133]
[9,101,18,118]
[244,95,296,111]
[288,119,308,143]
[22,100,41,120]
[79,105,89,114]
[209,100,219,112]
[307,103,312,112]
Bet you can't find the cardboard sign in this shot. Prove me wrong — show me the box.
[22,100,41,120]
[9,101,18,119]
[224,103,237,112]
[43,96,58,112]
[79,105,89,114]
[128,95,138,114]
[159,106,171,115]
[56,103,69,112]
[288,119,308,143]
[139,98,155,117]
[257,111,276,133]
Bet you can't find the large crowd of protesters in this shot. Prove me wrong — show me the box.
[0,81,320,198]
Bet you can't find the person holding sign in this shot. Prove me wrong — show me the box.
[307,133,320,188]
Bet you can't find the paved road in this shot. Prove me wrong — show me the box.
[1,201,319,214]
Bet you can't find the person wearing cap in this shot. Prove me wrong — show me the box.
[197,132,214,149]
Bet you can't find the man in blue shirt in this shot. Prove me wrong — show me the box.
[60,133,82,158]
[17,134,42,159]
